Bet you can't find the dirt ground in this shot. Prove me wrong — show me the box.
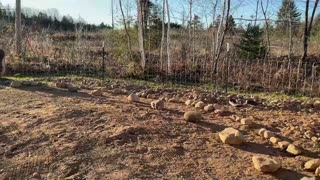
[0,82,319,180]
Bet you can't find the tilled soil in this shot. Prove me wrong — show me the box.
[0,85,319,180]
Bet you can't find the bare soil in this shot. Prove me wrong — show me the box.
[0,83,319,180]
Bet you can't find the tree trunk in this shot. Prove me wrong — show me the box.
[254,0,259,26]
[303,0,319,60]
[302,0,309,61]
[160,0,166,72]
[212,0,218,66]
[137,0,146,70]
[188,0,192,62]
[261,0,270,58]
[15,0,22,56]
[166,0,171,75]
[214,0,230,73]
[111,0,114,30]
[288,0,293,61]
[119,0,132,60]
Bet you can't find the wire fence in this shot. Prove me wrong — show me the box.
[3,34,320,97]
[1,16,320,97]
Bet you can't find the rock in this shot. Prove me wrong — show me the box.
[151,99,165,110]
[214,109,232,116]
[286,144,302,155]
[213,104,222,110]
[185,100,193,106]
[219,128,244,145]
[195,101,205,109]
[304,159,320,170]
[55,82,69,89]
[315,167,320,176]
[311,137,318,142]
[231,115,241,122]
[91,90,103,96]
[313,100,320,109]
[168,97,179,103]
[32,172,41,179]
[263,131,275,139]
[23,81,40,86]
[300,177,317,180]
[68,86,78,92]
[278,141,290,150]
[10,81,22,88]
[270,137,280,145]
[204,104,214,112]
[252,156,280,173]
[184,111,202,123]
[127,93,140,103]
[258,128,267,136]
[241,118,253,126]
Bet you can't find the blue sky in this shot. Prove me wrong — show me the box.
[0,0,318,25]
[0,0,113,24]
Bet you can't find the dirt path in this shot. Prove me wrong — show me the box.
[0,85,319,179]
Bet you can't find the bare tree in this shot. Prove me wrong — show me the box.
[188,0,192,62]
[137,0,146,70]
[15,0,22,56]
[261,0,270,57]
[166,0,172,74]
[212,0,218,62]
[111,0,114,30]
[302,0,319,60]
[254,0,259,26]
[288,0,293,61]
[160,0,166,72]
[119,0,132,59]
[213,0,231,73]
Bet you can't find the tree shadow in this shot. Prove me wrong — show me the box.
[196,120,227,133]
[234,142,293,157]
[271,168,312,180]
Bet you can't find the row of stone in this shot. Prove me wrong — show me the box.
[258,128,302,155]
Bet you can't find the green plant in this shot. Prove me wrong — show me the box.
[239,23,266,59]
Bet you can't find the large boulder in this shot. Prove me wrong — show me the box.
[304,159,320,171]
[68,86,78,92]
[195,101,205,109]
[91,90,103,96]
[315,167,320,176]
[278,141,290,150]
[185,100,193,106]
[184,111,202,123]
[151,99,165,110]
[263,131,275,139]
[286,144,302,155]
[252,156,280,173]
[258,128,267,136]
[204,104,214,112]
[127,93,140,103]
[219,128,244,145]
[10,81,22,88]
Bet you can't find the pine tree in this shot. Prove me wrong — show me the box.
[239,23,266,59]
[276,0,301,34]
[226,15,236,33]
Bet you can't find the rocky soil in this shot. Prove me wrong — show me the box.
[0,78,319,179]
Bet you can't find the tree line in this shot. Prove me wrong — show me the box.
[0,3,111,32]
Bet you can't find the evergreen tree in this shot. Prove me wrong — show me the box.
[226,15,236,33]
[239,23,266,59]
[276,0,301,34]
